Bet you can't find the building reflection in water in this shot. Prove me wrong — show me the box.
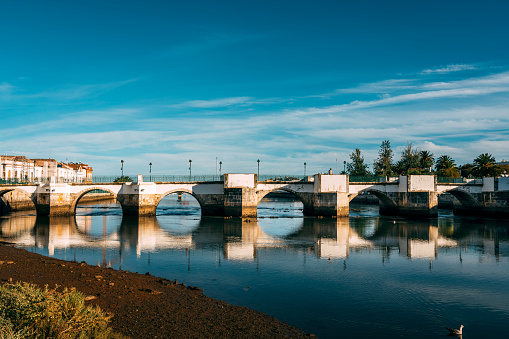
[1,211,509,263]
[0,211,36,238]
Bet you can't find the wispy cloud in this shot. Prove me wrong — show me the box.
[295,71,509,116]
[0,108,140,140]
[2,68,509,174]
[0,82,15,93]
[338,79,419,94]
[420,64,476,74]
[172,96,254,108]
[0,79,137,102]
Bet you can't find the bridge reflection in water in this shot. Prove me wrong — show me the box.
[2,207,508,264]
[3,196,509,339]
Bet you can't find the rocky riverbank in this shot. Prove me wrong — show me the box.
[0,243,312,338]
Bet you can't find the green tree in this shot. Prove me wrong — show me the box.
[113,175,133,183]
[472,153,500,177]
[435,155,460,177]
[458,163,474,177]
[395,142,421,175]
[373,140,394,177]
[346,148,370,176]
[419,150,434,173]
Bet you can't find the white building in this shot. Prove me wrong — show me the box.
[1,155,93,183]
[0,156,36,182]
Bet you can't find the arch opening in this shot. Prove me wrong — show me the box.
[257,189,305,218]
[155,190,202,235]
[349,189,398,217]
[72,188,121,215]
[441,189,480,209]
[73,188,122,238]
[0,188,36,215]
[362,189,397,208]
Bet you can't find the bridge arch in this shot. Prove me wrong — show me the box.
[256,188,312,215]
[442,189,480,208]
[0,188,37,213]
[350,189,398,208]
[154,189,206,213]
[70,187,119,214]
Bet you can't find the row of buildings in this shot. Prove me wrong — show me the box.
[0,155,93,183]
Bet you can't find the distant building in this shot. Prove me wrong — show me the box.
[1,155,93,183]
[65,162,93,182]
[498,160,509,176]
[0,155,36,182]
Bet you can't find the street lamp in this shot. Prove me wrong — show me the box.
[343,160,346,174]
[149,162,152,182]
[189,159,192,179]
[121,160,124,178]
[257,159,260,177]
[219,161,222,177]
[304,162,307,177]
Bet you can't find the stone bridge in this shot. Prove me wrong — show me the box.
[0,174,508,218]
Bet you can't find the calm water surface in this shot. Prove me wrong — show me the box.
[1,195,509,339]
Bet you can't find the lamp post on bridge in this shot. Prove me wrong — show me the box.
[189,159,192,180]
[304,162,307,177]
[121,160,124,178]
[343,160,346,174]
[257,159,260,177]
[149,162,152,182]
[219,161,222,177]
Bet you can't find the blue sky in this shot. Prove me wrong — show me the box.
[1,0,508,176]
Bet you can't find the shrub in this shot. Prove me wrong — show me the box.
[0,282,125,339]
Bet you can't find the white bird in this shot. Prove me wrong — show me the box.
[445,325,464,335]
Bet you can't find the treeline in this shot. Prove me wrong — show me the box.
[345,140,508,178]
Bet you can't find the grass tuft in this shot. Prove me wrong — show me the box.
[0,281,126,339]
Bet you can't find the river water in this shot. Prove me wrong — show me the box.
[1,195,508,338]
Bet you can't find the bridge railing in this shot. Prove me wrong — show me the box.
[349,176,395,183]
[0,177,87,185]
[1,175,487,185]
[0,178,31,185]
[90,175,224,183]
[258,175,306,182]
[437,177,483,184]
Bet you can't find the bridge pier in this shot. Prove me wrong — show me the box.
[34,183,73,216]
[116,177,159,216]
[375,176,438,218]
[309,175,350,217]
[223,174,258,217]
[397,191,438,218]
[479,177,509,217]
[396,176,438,218]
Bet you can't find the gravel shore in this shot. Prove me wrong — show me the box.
[0,243,312,338]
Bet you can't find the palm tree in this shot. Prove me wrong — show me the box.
[472,153,499,177]
[419,150,434,173]
[435,155,459,177]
